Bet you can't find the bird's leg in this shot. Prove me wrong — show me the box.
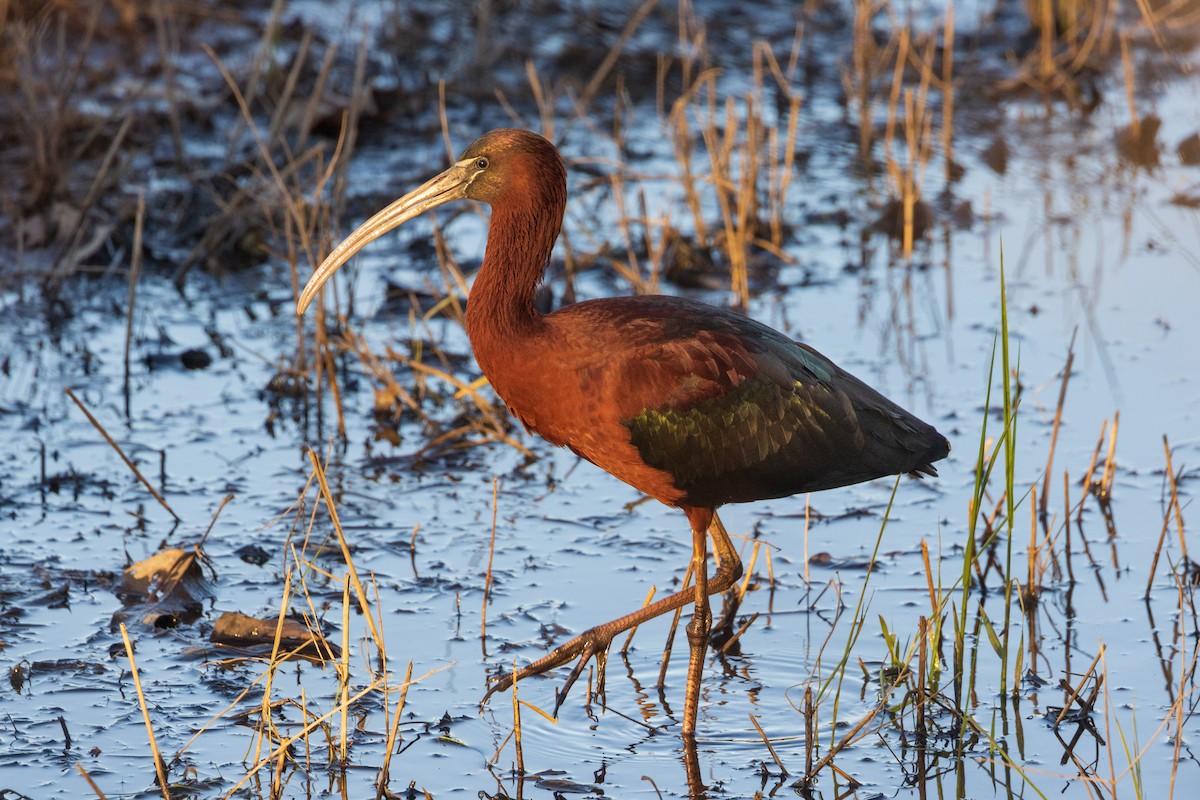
[482,512,743,718]
[708,516,746,648]
[683,735,707,799]
[682,515,712,739]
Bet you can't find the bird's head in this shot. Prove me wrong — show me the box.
[296,129,565,315]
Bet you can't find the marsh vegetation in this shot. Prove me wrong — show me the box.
[2,1,1199,798]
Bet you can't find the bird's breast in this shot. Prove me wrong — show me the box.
[478,336,688,507]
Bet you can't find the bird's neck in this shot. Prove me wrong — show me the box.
[465,201,560,351]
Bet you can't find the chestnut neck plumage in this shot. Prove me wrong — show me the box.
[464,177,565,365]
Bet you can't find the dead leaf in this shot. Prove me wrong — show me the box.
[210,611,338,661]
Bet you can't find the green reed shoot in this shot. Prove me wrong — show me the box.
[954,248,1020,751]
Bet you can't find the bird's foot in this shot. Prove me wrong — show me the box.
[482,623,616,715]
[481,515,744,721]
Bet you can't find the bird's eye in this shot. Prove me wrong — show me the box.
[475,157,489,170]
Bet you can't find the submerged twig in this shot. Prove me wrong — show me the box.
[64,386,179,520]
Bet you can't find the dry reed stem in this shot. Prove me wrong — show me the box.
[883,28,936,259]
[1072,0,1115,73]
[220,675,391,799]
[1038,628,1198,793]
[369,570,390,676]
[200,31,355,418]
[1101,411,1120,497]
[429,224,473,307]
[882,25,909,176]
[173,650,295,762]
[482,477,500,655]
[492,70,528,131]
[657,562,695,688]
[7,4,99,214]
[299,686,312,776]
[802,495,811,587]
[1145,435,1189,596]
[803,504,913,780]
[76,763,107,799]
[123,192,145,414]
[1098,644,1121,790]
[1063,471,1076,584]
[294,123,351,338]
[255,563,294,767]
[204,43,348,275]
[318,36,358,156]
[512,660,525,775]
[1138,0,1200,32]
[1007,0,1113,96]
[487,699,557,768]
[1162,435,1188,560]
[577,0,657,118]
[803,701,882,783]
[47,112,134,286]
[1120,31,1140,137]
[844,0,891,173]
[525,60,554,139]
[749,714,789,775]
[64,386,179,520]
[1028,485,1039,600]
[606,169,657,294]
[666,68,720,245]
[916,617,927,737]
[377,660,415,794]
[1169,577,1188,798]
[1078,418,1107,522]
[149,3,180,167]
[119,623,171,799]
[1037,0,1055,78]
[752,38,803,249]
[409,524,421,578]
[196,493,234,549]
[920,539,937,614]
[703,93,756,308]
[264,28,312,150]
[307,449,383,647]
[941,6,956,190]
[719,612,759,655]
[1054,647,1104,727]
[737,540,761,602]
[394,358,531,456]
[222,0,284,162]
[1146,497,1177,599]
[382,334,453,407]
[1041,332,1076,519]
[802,685,815,777]
[765,544,776,614]
[622,586,658,654]
[338,578,352,763]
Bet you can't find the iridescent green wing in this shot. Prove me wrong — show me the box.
[623,326,869,503]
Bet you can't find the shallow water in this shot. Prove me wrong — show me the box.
[2,2,1200,798]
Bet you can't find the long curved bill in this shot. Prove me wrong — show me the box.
[296,159,476,315]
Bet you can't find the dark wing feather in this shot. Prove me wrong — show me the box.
[615,301,948,507]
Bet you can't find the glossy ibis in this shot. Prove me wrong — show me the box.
[297,128,949,741]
